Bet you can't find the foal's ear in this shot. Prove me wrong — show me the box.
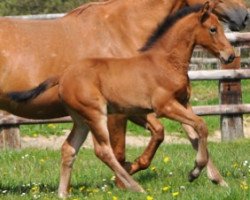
[199,1,211,23]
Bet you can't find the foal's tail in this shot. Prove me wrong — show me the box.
[7,77,59,103]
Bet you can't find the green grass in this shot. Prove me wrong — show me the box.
[0,139,249,200]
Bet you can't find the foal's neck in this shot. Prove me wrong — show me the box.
[151,14,198,73]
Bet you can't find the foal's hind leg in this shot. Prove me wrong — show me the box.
[58,121,89,198]
[128,114,164,174]
[156,100,209,181]
[87,113,144,192]
[182,115,228,186]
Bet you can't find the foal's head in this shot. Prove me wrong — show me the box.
[194,2,235,64]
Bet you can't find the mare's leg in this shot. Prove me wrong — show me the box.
[108,115,127,165]
[58,121,89,198]
[108,114,129,188]
[181,106,228,186]
[87,112,144,192]
[128,113,164,174]
[156,100,209,181]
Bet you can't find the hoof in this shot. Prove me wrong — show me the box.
[58,192,69,199]
[123,161,133,173]
[188,170,199,182]
[212,179,229,187]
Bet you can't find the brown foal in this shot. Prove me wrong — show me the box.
[7,2,235,197]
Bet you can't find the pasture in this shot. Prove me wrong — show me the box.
[0,140,249,200]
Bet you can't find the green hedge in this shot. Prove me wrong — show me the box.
[0,0,91,16]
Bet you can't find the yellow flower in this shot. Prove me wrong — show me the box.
[172,191,179,197]
[150,166,157,172]
[232,162,238,169]
[163,156,170,163]
[30,185,40,194]
[146,195,154,200]
[93,189,99,193]
[112,196,118,200]
[48,124,56,129]
[226,171,231,177]
[162,186,171,192]
[240,181,249,190]
[79,186,85,192]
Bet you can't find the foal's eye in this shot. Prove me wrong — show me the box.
[210,27,217,34]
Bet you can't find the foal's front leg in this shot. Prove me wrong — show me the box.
[181,107,228,186]
[156,100,209,181]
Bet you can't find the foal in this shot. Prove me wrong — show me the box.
[7,2,235,195]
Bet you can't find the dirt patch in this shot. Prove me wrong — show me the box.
[21,123,250,150]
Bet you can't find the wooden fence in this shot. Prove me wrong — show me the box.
[1,14,250,148]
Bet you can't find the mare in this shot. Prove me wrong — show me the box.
[7,2,235,197]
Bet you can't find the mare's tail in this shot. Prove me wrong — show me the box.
[7,77,59,103]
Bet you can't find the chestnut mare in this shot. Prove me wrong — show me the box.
[7,2,235,197]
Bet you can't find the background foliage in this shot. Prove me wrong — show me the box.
[0,0,91,16]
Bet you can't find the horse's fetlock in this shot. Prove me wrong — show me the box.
[137,157,150,170]
[154,125,165,142]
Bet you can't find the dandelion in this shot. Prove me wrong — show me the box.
[226,171,231,177]
[232,162,239,169]
[110,176,116,181]
[79,186,85,192]
[240,181,249,190]
[150,166,157,172]
[163,156,170,164]
[146,195,154,200]
[162,186,171,192]
[48,124,56,129]
[30,185,40,194]
[112,196,118,200]
[172,191,179,197]
[92,188,99,193]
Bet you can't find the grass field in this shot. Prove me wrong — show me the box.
[0,140,249,200]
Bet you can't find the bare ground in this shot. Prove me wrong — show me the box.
[21,121,250,150]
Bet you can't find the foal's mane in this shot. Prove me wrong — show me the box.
[140,4,203,52]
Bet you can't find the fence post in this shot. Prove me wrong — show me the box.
[0,111,21,149]
[219,47,244,141]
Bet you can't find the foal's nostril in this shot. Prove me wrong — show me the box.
[228,54,235,63]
